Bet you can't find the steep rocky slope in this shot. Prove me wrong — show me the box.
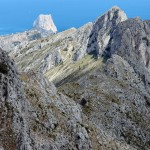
[58,14,150,149]
[0,6,150,150]
[0,48,136,150]
[0,48,92,149]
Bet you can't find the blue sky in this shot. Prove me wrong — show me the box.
[0,0,149,34]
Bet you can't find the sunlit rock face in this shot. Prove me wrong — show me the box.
[33,14,57,33]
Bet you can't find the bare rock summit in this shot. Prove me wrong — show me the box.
[33,14,57,33]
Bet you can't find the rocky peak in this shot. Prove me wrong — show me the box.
[86,6,127,58]
[71,6,128,61]
[109,6,128,22]
[33,14,57,33]
[94,6,127,30]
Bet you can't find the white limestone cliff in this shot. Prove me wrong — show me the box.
[33,14,57,33]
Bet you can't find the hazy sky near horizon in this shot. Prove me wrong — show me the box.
[0,0,149,34]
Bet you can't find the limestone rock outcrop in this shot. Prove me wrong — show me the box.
[33,14,57,33]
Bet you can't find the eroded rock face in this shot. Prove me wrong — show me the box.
[33,14,57,33]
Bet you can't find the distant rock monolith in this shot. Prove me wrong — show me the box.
[33,14,57,33]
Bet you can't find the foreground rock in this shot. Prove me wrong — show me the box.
[0,48,92,149]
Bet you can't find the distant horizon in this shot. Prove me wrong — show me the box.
[0,0,149,35]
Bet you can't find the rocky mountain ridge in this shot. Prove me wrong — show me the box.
[0,6,150,150]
